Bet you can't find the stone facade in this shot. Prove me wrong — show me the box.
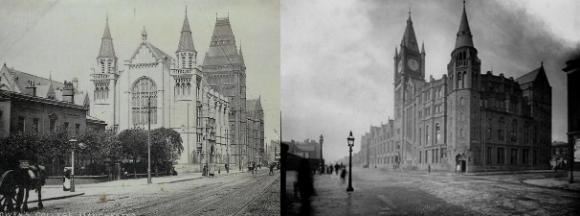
[0,64,105,139]
[358,4,552,172]
[246,98,265,166]
[88,11,232,173]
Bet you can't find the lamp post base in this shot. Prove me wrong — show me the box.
[346,186,354,192]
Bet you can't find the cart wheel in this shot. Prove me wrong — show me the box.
[0,170,19,212]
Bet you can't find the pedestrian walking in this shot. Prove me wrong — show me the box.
[428,164,431,174]
[340,168,347,184]
[269,163,274,176]
[335,163,339,175]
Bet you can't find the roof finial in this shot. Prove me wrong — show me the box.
[106,12,109,25]
[141,26,147,42]
[541,60,544,67]
[185,5,188,16]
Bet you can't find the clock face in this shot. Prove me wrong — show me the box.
[408,59,419,71]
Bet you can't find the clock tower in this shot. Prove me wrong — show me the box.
[394,11,425,85]
[393,10,426,167]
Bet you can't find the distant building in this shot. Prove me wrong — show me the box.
[357,3,551,172]
[0,65,106,175]
[246,98,265,165]
[552,141,568,159]
[0,64,106,139]
[563,49,580,166]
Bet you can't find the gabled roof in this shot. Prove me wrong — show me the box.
[129,41,172,62]
[246,97,263,112]
[516,63,549,86]
[0,63,87,106]
[1,63,64,93]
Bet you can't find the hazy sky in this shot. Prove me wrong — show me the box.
[281,0,580,163]
[0,0,280,142]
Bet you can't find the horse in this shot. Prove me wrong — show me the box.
[1,162,47,212]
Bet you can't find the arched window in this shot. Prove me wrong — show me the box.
[435,123,441,143]
[132,77,157,125]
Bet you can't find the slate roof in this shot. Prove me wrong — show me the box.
[0,64,87,106]
[455,3,474,49]
[98,19,116,58]
[176,13,195,52]
[202,17,244,66]
[401,13,420,52]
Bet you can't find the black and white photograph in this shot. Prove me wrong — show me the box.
[281,0,579,215]
[0,0,280,215]
[2,0,580,215]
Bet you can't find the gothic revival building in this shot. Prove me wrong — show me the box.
[359,3,552,172]
[89,11,233,173]
[246,98,265,165]
[201,17,253,170]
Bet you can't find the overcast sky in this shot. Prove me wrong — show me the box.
[0,0,280,143]
[281,0,580,163]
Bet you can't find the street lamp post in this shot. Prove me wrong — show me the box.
[69,139,86,192]
[147,96,152,184]
[347,131,355,192]
[69,139,77,192]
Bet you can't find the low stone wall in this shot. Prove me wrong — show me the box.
[45,175,109,185]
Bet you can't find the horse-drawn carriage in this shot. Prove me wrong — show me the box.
[0,160,47,212]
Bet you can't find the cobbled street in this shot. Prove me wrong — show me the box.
[25,169,279,216]
[286,168,580,216]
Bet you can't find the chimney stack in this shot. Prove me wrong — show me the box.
[62,81,75,103]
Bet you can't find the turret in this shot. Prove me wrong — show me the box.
[97,16,117,74]
[176,7,197,69]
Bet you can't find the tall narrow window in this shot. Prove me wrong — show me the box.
[17,116,25,134]
[435,123,441,144]
[131,77,157,125]
[32,118,39,134]
[497,148,505,164]
[487,147,492,164]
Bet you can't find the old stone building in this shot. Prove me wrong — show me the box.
[359,3,551,172]
[201,17,263,170]
[89,10,232,173]
[246,98,265,166]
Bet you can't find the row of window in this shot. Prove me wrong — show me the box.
[419,148,447,164]
[15,116,81,135]
[486,147,537,165]
[177,52,194,69]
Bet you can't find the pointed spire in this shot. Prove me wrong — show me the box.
[455,0,474,49]
[177,6,195,52]
[394,47,398,57]
[239,41,245,64]
[421,41,425,53]
[98,16,116,58]
[141,26,147,42]
[400,8,419,52]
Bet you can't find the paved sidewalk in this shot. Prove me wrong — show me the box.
[523,178,580,192]
[34,169,249,202]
